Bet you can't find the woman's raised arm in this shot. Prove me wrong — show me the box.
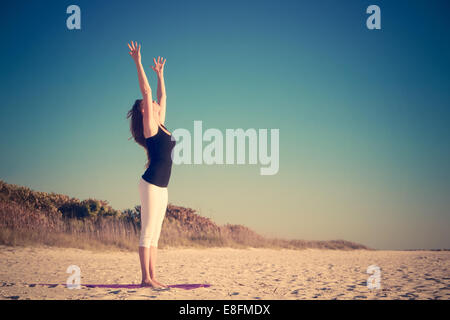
[151,56,167,125]
[128,41,152,102]
[128,41,157,137]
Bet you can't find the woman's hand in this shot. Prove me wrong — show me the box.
[151,56,166,76]
[127,41,141,63]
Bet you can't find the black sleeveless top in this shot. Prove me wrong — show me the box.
[141,124,176,187]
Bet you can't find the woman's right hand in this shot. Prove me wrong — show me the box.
[151,56,166,76]
[127,41,141,63]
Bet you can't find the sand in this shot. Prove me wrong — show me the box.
[0,245,449,300]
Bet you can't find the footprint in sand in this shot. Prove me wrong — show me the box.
[2,282,15,287]
[109,290,121,294]
[401,293,419,299]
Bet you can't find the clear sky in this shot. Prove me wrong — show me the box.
[1,0,449,250]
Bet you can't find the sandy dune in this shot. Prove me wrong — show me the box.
[0,245,449,300]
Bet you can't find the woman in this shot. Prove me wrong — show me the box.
[126,41,176,289]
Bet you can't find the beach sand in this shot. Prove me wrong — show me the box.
[1,245,449,300]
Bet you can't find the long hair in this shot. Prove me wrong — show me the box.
[127,99,150,169]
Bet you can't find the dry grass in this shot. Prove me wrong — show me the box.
[0,179,370,251]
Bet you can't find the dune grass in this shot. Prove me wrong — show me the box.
[0,179,370,251]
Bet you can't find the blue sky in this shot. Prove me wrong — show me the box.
[1,0,449,249]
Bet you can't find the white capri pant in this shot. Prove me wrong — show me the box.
[138,177,168,248]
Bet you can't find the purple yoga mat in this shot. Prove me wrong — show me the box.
[35,283,211,290]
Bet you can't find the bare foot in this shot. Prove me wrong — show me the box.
[151,278,169,288]
[140,278,163,289]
